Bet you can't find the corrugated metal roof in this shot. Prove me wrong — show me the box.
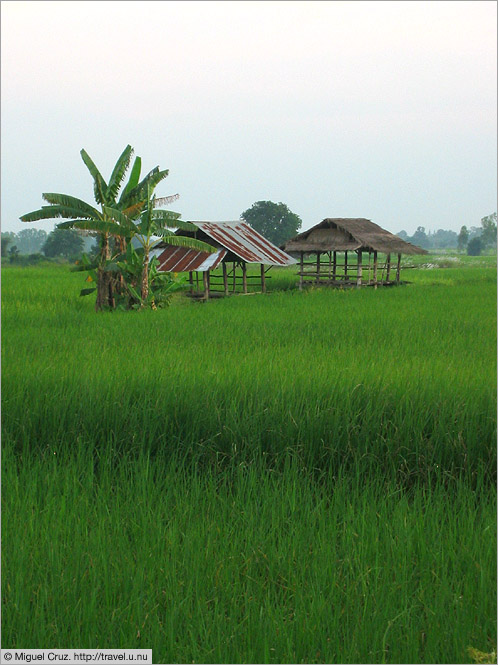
[151,246,227,272]
[190,221,297,266]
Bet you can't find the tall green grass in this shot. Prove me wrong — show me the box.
[2,263,496,481]
[2,261,496,662]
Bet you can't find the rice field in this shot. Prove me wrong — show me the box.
[2,258,496,663]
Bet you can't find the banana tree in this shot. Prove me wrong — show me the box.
[20,145,179,310]
[20,193,131,309]
[106,186,215,305]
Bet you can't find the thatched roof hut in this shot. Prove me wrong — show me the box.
[284,218,427,255]
[282,218,427,289]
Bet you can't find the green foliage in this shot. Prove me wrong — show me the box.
[410,226,431,249]
[8,245,20,262]
[467,236,482,256]
[1,233,14,257]
[20,145,212,311]
[241,200,302,245]
[458,225,469,250]
[42,228,84,259]
[481,212,497,248]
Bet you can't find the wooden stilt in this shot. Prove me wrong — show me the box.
[261,263,266,293]
[373,251,378,289]
[299,252,304,290]
[328,251,332,279]
[189,271,194,294]
[396,253,401,284]
[203,271,209,300]
[357,250,362,288]
[242,262,247,293]
[233,262,236,293]
[332,251,337,281]
[386,253,391,284]
[196,271,199,291]
[222,262,228,296]
[316,252,321,284]
[344,251,348,281]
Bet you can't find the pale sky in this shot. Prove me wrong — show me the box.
[1,0,496,235]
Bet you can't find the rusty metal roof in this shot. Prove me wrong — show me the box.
[151,246,227,272]
[189,221,297,266]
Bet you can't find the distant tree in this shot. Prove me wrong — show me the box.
[396,230,409,241]
[241,201,302,246]
[16,228,48,254]
[42,228,84,259]
[1,232,16,257]
[457,226,469,251]
[8,245,20,262]
[480,213,497,249]
[467,237,482,256]
[410,226,430,249]
[433,229,458,249]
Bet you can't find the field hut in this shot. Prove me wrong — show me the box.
[282,218,427,289]
[152,221,296,299]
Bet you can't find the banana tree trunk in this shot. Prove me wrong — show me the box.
[95,232,112,311]
[115,236,128,296]
[140,246,150,304]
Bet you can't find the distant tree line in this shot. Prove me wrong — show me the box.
[1,227,96,261]
[397,213,497,254]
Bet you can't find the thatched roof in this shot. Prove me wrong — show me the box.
[283,218,428,255]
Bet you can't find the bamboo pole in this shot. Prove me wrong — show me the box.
[332,251,337,281]
[396,253,401,284]
[203,271,209,300]
[328,251,332,279]
[385,253,391,284]
[357,250,362,288]
[316,252,321,284]
[223,261,228,296]
[233,262,236,293]
[260,263,266,293]
[344,251,348,281]
[242,261,247,293]
[373,251,378,289]
[299,252,304,290]
[189,271,194,294]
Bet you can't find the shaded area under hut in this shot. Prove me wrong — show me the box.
[282,218,427,289]
[152,221,296,299]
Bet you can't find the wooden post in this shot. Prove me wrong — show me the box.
[373,251,378,289]
[328,251,332,279]
[332,251,337,281]
[357,250,362,288]
[196,271,199,291]
[299,252,304,290]
[261,263,266,293]
[233,262,236,293]
[396,253,401,284]
[344,251,348,281]
[242,261,247,293]
[316,252,320,284]
[189,271,194,294]
[203,270,209,300]
[386,253,391,284]
[222,261,228,296]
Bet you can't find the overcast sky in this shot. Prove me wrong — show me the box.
[1,0,496,235]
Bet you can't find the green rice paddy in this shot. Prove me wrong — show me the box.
[2,258,496,663]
